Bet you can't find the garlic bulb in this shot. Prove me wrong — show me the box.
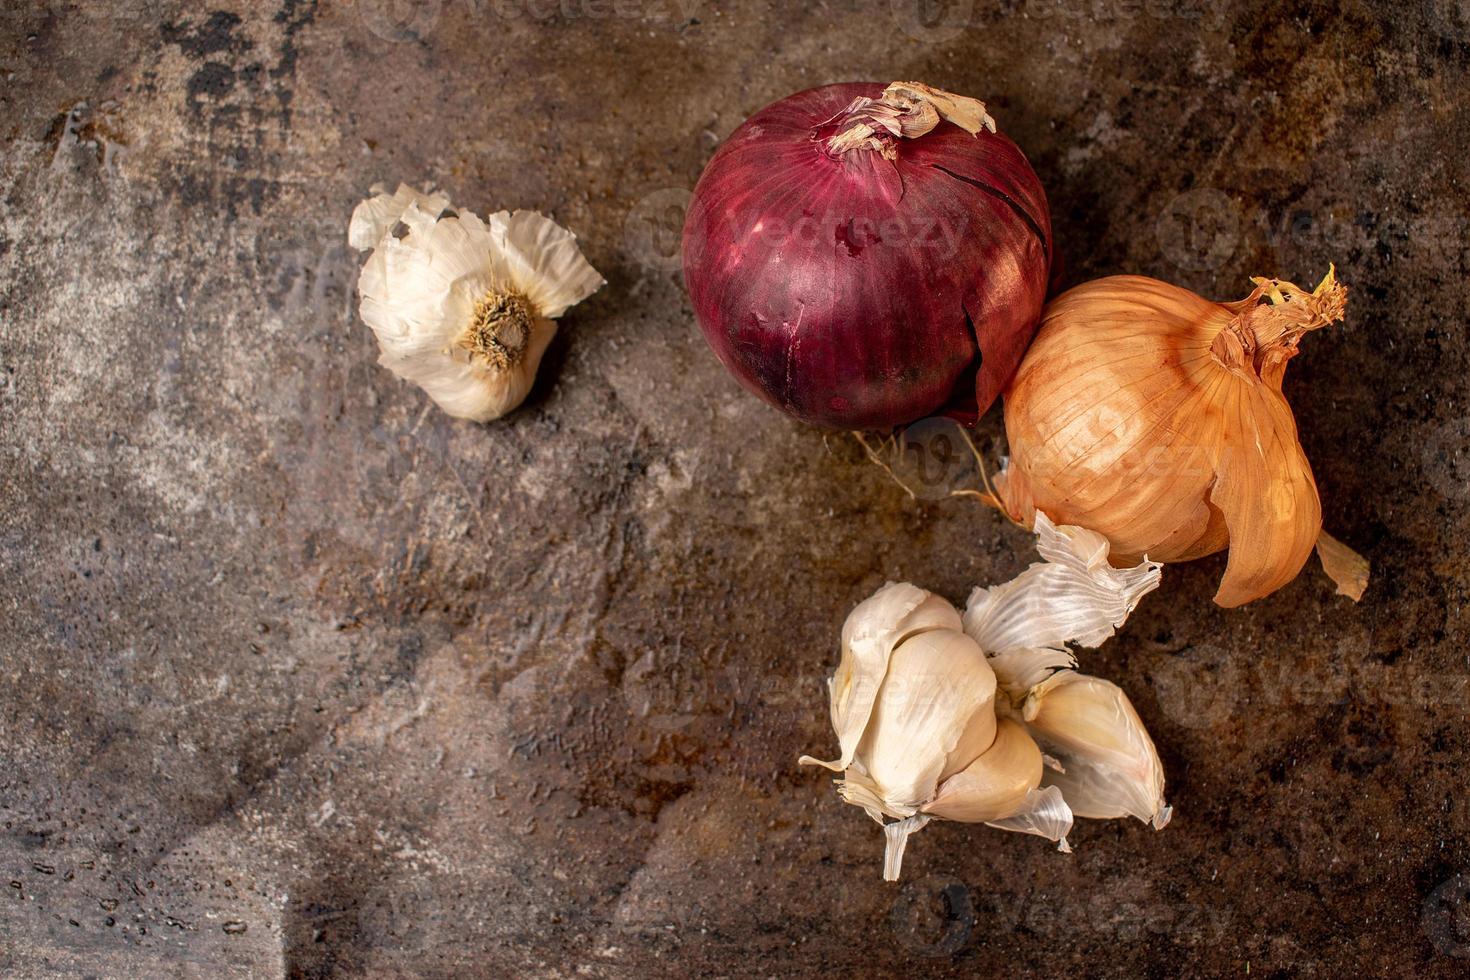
[349,183,604,422]
[801,514,1168,879]
[997,268,1367,607]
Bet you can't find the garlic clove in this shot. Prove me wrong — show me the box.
[348,182,451,251]
[1023,673,1169,828]
[921,718,1042,823]
[850,628,997,813]
[962,511,1162,657]
[800,583,961,773]
[983,784,1074,851]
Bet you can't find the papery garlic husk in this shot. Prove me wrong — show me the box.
[349,183,604,422]
[963,510,1161,715]
[966,515,1171,832]
[1020,672,1171,829]
[997,268,1368,608]
[963,512,1162,701]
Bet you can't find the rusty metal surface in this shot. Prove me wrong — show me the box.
[2,1,1468,975]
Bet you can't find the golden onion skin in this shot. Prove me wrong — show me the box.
[998,273,1342,607]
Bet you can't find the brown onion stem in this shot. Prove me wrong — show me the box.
[1215,266,1348,378]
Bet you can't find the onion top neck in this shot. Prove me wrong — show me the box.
[821,81,997,160]
[1212,266,1348,383]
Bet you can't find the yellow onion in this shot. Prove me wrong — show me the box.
[997,268,1368,608]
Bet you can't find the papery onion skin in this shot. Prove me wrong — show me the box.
[998,272,1348,607]
[682,82,1053,429]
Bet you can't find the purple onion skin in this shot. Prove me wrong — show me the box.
[682,82,1053,430]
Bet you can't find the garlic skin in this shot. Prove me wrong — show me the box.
[802,515,1168,880]
[349,183,604,422]
[963,513,1170,830]
[963,513,1162,691]
[998,269,1367,607]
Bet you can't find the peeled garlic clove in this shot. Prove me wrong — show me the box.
[800,582,961,773]
[963,511,1162,658]
[1024,673,1169,828]
[350,185,603,423]
[852,628,997,814]
[922,718,1041,823]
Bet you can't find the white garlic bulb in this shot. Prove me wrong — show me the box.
[802,512,1168,880]
[348,183,604,422]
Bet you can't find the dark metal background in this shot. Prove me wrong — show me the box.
[2,1,1468,975]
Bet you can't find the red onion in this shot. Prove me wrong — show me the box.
[682,81,1053,429]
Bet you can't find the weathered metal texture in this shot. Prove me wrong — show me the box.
[2,1,1468,975]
